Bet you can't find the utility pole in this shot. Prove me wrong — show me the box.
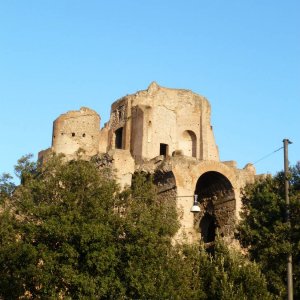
[283,138,293,300]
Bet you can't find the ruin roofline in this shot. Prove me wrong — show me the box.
[111,81,210,109]
[53,107,100,123]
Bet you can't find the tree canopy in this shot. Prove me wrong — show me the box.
[0,154,272,299]
[237,162,300,299]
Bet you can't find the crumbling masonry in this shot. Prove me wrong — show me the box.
[39,82,257,243]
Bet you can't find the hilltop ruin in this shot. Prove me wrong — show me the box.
[39,82,256,243]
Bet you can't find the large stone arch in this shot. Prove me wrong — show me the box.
[195,171,235,241]
[170,159,239,243]
[171,160,238,195]
[191,161,237,189]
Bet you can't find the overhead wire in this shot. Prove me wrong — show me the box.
[253,146,283,165]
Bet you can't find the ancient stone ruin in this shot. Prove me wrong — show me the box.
[39,82,257,243]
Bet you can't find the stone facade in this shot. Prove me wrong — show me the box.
[104,81,219,163]
[39,82,257,244]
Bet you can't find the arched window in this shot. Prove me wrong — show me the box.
[180,130,197,157]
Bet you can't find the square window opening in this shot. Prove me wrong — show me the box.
[160,143,169,156]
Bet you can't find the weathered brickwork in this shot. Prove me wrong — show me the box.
[39,82,257,244]
[51,107,100,157]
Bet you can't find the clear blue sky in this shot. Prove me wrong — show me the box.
[0,0,299,181]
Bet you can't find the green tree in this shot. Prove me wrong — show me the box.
[199,238,272,300]
[118,173,202,299]
[0,154,273,299]
[14,153,37,184]
[237,163,300,299]
[0,156,195,299]
[0,154,124,299]
[0,173,15,202]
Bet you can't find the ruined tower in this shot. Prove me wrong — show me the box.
[40,82,256,243]
[52,107,100,156]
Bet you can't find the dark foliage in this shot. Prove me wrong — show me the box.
[0,154,272,299]
[237,162,300,299]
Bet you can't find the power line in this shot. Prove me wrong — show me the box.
[253,146,283,165]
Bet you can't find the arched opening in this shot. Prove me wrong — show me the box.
[200,213,216,243]
[115,127,124,149]
[195,171,235,241]
[180,130,197,157]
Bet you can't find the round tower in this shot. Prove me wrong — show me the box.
[52,107,100,156]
